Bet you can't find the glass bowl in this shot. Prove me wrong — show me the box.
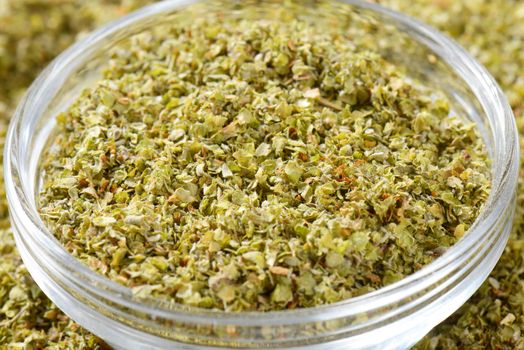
[4,0,518,349]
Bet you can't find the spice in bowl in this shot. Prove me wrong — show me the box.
[38,9,491,311]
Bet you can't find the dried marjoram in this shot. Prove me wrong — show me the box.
[38,8,490,312]
[2,0,520,348]
[0,230,109,349]
[373,0,524,349]
[0,1,155,348]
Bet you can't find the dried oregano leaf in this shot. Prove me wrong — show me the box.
[38,3,490,312]
[3,0,524,348]
[372,0,524,349]
[0,1,154,348]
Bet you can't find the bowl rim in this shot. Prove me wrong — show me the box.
[4,0,518,326]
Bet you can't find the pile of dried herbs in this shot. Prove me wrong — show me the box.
[38,8,490,311]
[0,230,109,349]
[0,1,153,348]
[0,0,523,349]
[374,0,524,349]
